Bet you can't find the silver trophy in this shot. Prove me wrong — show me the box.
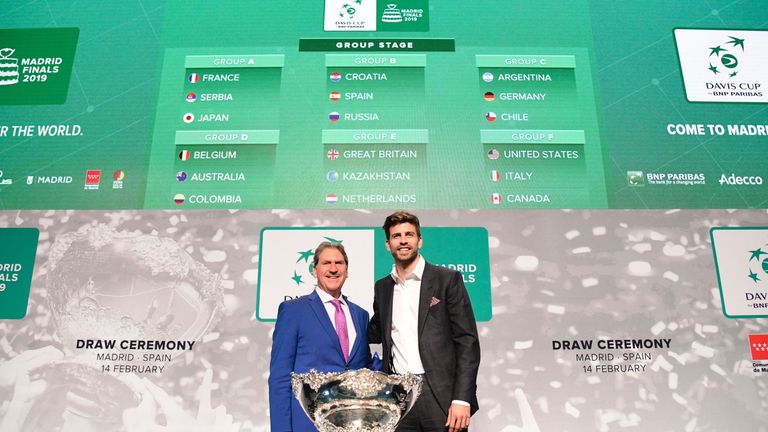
[291,368,422,432]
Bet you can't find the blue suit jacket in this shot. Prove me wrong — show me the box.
[269,290,372,432]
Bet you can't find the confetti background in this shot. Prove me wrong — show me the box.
[0,209,767,431]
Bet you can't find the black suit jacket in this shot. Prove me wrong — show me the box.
[368,261,481,415]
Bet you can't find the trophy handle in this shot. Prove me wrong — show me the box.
[290,374,315,421]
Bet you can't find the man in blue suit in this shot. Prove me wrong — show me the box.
[269,241,372,431]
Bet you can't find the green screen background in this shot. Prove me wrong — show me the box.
[0,0,765,209]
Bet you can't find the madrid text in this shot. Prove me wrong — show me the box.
[552,338,672,375]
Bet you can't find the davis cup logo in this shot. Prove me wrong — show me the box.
[338,1,361,19]
[674,29,767,103]
[324,0,376,31]
[257,228,375,321]
[711,228,768,317]
[747,243,768,286]
[707,36,744,78]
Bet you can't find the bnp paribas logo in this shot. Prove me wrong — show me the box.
[707,35,745,78]
[626,171,645,187]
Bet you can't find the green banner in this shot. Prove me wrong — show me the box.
[0,228,39,319]
[375,227,492,321]
[0,28,79,105]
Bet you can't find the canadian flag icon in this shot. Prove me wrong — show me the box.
[491,193,502,205]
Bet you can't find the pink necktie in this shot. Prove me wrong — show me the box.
[331,299,350,362]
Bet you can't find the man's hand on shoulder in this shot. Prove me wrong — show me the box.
[445,402,470,432]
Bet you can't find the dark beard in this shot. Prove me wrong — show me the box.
[392,250,418,268]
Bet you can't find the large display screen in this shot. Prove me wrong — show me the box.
[1,1,766,209]
[2,209,768,431]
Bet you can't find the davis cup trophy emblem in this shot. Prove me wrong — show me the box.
[0,48,20,85]
[291,368,422,432]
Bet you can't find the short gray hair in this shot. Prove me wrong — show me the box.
[312,242,348,268]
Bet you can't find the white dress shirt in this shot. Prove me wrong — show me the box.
[315,287,357,355]
[390,255,426,374]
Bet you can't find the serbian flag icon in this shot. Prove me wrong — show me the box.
[186,92,197,102]
[749,334,768,361]
[188,73,199,83]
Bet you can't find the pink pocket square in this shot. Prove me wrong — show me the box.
[429,296,441,307]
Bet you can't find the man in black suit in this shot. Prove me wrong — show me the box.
[368,211,480,432]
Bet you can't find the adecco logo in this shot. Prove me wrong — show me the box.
[719,173,764,185]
